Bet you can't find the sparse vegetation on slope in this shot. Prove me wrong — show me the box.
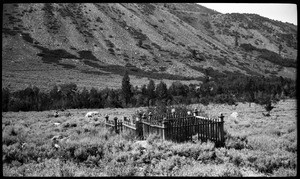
[240,43,296,68]
[2,3,297,93]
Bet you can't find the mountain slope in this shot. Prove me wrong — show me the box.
[2,3,297,91]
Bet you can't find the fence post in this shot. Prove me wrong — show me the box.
[142,113,147,122]
[148,112,152,124]
[142,113,147,138]
[135,117,141,139]
[114,117,118,134]
[171,108,175,118]
[139,113,143,122]
[193,108,198,116]
[162,117,168,140]
[219,113,225,146]
[124,116,128,126]
[120,120,123,133]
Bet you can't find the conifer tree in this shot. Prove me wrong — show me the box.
[2,87,10,112]
[147,79,156,100]
[121,71,132,106]
[156,81,168,101]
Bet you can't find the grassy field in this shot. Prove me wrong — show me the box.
[2,99,297,176]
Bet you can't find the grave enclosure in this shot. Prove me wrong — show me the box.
[105,109,225,146]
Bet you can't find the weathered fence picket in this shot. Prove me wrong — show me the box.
[104,111,225,146]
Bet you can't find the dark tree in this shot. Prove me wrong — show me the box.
[156,81,168,101]
[107,89,122,108]
[169,81,187,97]
[50,85,61,101]
[38,92,50,111]
[121,71,133,106]
[89,87,102,108]
[245,78,256,106]
[32,86,40,111]
[147,79,156,100]
[2,87,10,112]
[141,84,147,96]
[59,83,78,108]
[80,87,90,108]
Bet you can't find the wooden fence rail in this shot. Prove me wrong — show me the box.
[104,110,225,146]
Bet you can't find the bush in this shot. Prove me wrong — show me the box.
[146,133,161,145]
[3,143,23,164]
[8,98,31,112]
[221,163,243,177]
[229,152,244,167]
[272,167,297,176]
[2,125,28,146]
[213,94,236,105]
[152,155,193,176]
[242,149,297,174]
[177,162,242,176]
[170,141,215,162]
[105,157,136,176]
[225,133,250,150]
[2,133,19,146]
[199,97,209,106]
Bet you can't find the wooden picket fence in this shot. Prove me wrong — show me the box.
[104,116,143,137]
[104,110,225,146]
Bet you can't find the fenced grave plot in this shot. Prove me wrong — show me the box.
[104,110,225,146]
[104,115,143,139]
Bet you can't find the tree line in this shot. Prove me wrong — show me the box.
[2,71,296,112]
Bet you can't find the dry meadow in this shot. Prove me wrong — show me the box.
[2,99,297,176]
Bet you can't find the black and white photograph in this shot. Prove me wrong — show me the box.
[2,2,297,176]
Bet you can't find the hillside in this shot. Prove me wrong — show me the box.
[2,3,297,92]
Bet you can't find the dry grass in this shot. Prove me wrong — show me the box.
[2,99,297,176]
[2,99,296,141]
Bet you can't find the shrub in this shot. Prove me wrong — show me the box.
[2,125,27,146]
[59,161,76,177]
[284,141,297,153]
[247,135,284,152]
[272,167,297,176]
[74,146,89,163]
[230,152,244,167]
[196,151,217,163]
[146,133,161,145]
[248,149,297,174]
[2,133,18,146]
[225,134,249,150]
[105,158,136,176]
[177,162,242,176]
[151,155,193,176]
[214,147,229,164]
[213,94,236,105]
[170,141,215,162]
[85,155,101,167]
[221,163,243,177]
[3,143,23,164]
[199,97,209,106]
